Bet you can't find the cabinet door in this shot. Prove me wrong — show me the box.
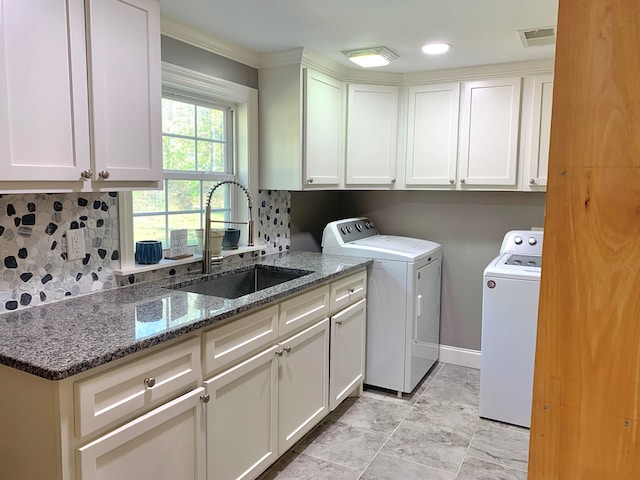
[204,346,279,480]
[278,318,329,454]
[303,68,344,187]
[77,387,206,480]
[405,83,460,187]
[329,299,366,411]
[0,0,90,181]
[525,74,553,190]
[86,0,162,183]
[346,84,399,186]
[458,77,522,188]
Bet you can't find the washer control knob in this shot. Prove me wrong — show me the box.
[514,236,523,245]
[340,227,346,235]
[346,226,353,233]
[528,237,537,246]
[355,223,362,232]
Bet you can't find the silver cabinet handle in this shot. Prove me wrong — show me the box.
[200,393,211,404]
[284,346,292,353]
[460,178,466,184]
[449,179,455,184]
[335,319,343,325]
[391,178,396,183]
[307,178,313,184]
[98,170,110,180]
[348,287,355,294]
[81,169,92,180]
[144,377,156,388]
[530,178,536,184]
[275,349,284,357]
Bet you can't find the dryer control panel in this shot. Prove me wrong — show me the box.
[321,217,379,248]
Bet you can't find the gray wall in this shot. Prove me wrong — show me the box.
[161,36,258,88]
[290,190,546,351]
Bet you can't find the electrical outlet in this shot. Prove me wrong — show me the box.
[66,229,85,261]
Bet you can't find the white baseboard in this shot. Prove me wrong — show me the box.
[439,345,482,369]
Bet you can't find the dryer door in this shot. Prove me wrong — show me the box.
[409,258,441,390]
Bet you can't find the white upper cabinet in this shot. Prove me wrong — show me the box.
[0,0,161,192]
[86,0,162,184]
[304,69,344,187]
[0,0,90,182]
[405,82,461,187]
[458,77,522,189]
[345,84,399,186]
[259,65,344,190]
[524,74,553,191]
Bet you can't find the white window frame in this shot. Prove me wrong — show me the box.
[117,62,259,273]
[133,92,235,247]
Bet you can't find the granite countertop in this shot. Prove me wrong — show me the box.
[0,252,371,381]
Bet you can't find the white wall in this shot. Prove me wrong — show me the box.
[290,190,546,350]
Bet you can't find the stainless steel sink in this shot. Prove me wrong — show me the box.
[172,265,313,299]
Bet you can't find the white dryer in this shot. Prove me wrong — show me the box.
[322,217,442,395]
[480,230,543,428]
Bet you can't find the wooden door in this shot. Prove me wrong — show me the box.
[529,0,640,478]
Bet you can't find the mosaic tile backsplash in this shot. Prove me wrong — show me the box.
[0,192,119,313]
[258,189,291,254]
[0,189,292,313]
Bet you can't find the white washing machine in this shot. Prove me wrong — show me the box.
[322,217,442,396]
[480,230,543,428]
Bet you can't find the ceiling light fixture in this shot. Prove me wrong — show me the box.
[422,42,452,55]
[341,46,398,68]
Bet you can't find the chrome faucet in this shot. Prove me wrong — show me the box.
[203,179,254,273]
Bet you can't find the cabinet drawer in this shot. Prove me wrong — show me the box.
[279,285,330,337]
[203,304,279,376]
[330,271,367,314]
[74,336,201,438]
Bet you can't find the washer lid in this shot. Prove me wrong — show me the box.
[346,235,441,261]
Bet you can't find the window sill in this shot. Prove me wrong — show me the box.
[113,244,265,276]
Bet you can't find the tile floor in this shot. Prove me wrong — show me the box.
[258,363,530,480]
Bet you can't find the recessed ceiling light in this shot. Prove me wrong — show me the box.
[422,42,452,55]
[342,47,398,68]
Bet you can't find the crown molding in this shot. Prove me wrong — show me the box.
[402,58,555,85]
[161,16,261,68]
[259,48,305,69]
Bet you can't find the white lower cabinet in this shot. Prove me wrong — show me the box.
[277,318,330,453]
[204,346,279,480]
[329,299,366,411]
[0,270,367,480]
[203,319,330,480]
[77,387,206,480]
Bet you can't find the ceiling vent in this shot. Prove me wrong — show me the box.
[518,26,556,48]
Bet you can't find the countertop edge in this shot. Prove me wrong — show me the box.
[1,256,371,381]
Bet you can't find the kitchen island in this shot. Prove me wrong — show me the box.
[0,251,371,480]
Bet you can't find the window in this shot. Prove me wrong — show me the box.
[132,94,235,247]
[117,63,258,273]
